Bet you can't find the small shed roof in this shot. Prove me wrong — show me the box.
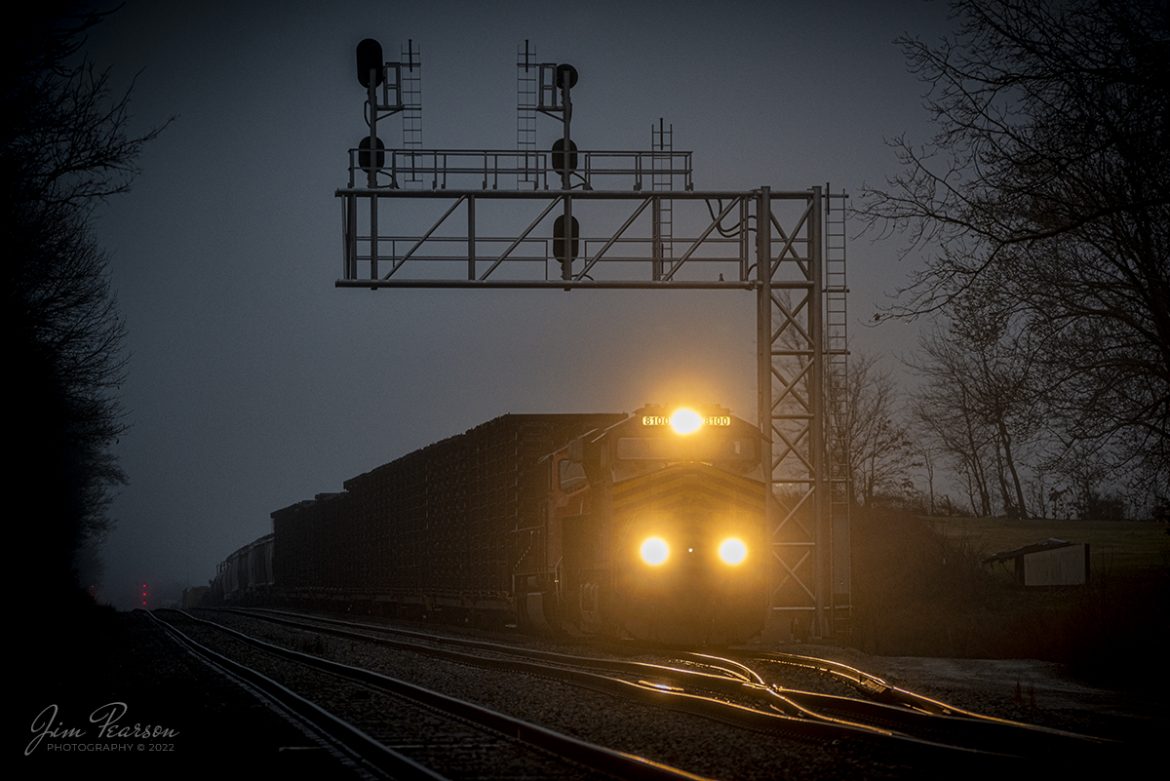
[983,538,1075,564]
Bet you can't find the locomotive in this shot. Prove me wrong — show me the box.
[211,405,769,645]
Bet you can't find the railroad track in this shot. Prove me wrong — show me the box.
[200,607,1109,767]
[149,609,707,780]
[726,651,1111,757]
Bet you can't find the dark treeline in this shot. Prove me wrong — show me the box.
[854,0,1169,519]
[4,6,163,622]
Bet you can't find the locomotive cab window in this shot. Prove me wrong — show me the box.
[615,436,755,463]
[558,458,588,492]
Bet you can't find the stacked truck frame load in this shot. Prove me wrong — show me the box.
[272,494,349,591]
[271,413,624,615]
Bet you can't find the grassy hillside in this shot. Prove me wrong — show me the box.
[927,517,1170,577]
[850,509,1169,689]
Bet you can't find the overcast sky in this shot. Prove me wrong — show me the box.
[87,0,951,607]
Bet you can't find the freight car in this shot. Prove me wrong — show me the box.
[270,413,623,620]
[209,533,274,603]
[217,406,769,644]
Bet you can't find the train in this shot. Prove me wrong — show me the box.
[210,533,273,603]
[210,405,769,644]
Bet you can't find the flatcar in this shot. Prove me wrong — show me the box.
[214,405,768,645]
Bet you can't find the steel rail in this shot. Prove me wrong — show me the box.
[222,608,1106,761]
[163,610,713,781]
[144,610,438,780]
[206,608,1021,760]
[742,652,1114,753]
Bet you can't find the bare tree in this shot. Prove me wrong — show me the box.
[834,352,917,508]
[913,373,994,515]
[920,444,937,515]
[910,305,1046,517]
[4,7,165,607]
[861,0,1170,492]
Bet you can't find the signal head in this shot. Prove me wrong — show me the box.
[551,138,578,175]
[356,38,384,87]
[555,63,578,90]
[358,136,385,172]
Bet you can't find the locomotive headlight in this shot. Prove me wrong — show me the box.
[640,536,670,566]
[718,537,748,566]
[669,407,703,435]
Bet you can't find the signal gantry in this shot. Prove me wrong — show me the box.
[335,38,851,639]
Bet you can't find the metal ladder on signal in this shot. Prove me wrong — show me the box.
[516,41,538,188]
[400,40,423,187]
[824,185,851,633]
[652,119,674,271]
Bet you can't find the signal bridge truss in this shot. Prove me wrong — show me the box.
[338,40,851,638]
